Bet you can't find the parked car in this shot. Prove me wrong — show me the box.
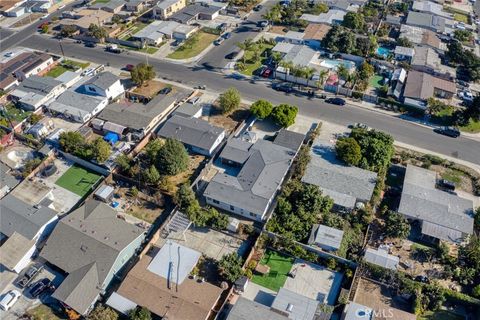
[272,82,293,93]
[225,51,238,60]
[195,85,206,90]
[29,278,52,298]
[437,179,456,191]
[458,90,473,102]
[325,97,346,105]
[0,290,21,311]
[75,39,82,43]
[257,20,269,28]
[253,4,263,11]
[222,32,232,39]
[457,80,470,88]
[159,87,172,95]
[125,64,134,71]
[214,37,225,45]
[85,42,96,48]
[188,96,200,104]
[433,126,461,138]
[261,68,272,78]
[4,52,14,57]
[106,44,121,53]
[17,265,43,288]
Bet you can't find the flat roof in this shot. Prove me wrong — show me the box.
[271,287,319,320]
[364,248,399,270]
[314,224,344,251]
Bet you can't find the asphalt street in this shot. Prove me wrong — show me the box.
[18,34,480,166]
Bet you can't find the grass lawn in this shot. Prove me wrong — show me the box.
[251,249,294,292]
[46,65,68,77]
[92,0,110,4]
[238,43,274,76]
[130,22,148,34]
[168,31,217,60]
[26,304,63,320]
[369,75,384,89]
[460,118,480,133]
[441,169,464,184]
[55,164,102,197]
[418,310,464,320]
[0,103,32,124]
[63,59,90,69]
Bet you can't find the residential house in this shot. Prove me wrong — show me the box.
[132,20,197,44]
[403,70,456,109]
[364,247,399,270]
[94,0,125,13]
[388,68,407,99]
[405,11,450,33]
[204,130,304,221]
[97,87,190,139]
[300,9,346,25]
[412,0,453,19]
[173,101,203,118]
[83,71,125,101]
[153,0,187,19]
[0,0,26,16]
[124,0,146,13]
[106,242,223,320]
[40,200,146,316]
[169,3,222,24]
[411,46,456,79]
[47,90,108,123]
[157,115,225,156]
[397,165,474,243]
[385,14,402,26]
[59,9,114,32]
[309,224,344,252]
[226,298,288,320]
[399,25,445,51]
[0,51,54,91]
[281,24,331,49]
[302,135,378,212]
[271,288,319,320]
[9,75,66,111]
[0,194,58,273]
[0,163,18,198]
[394,46,415,61]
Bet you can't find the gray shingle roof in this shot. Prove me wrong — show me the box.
[227,297,288,320]
[173,102,203,118]
[84,72,120,91]
[364,247,399,270]
[219,139,253,164]
[406,11,445,32]
[398,165,474,241]
[204,138,296,216]
[314,224,344,251]
[271,288,319,320]
[273,129,305,152]
[98,88,189,130]
[41,200,145,313]
[0,194,57,240]
[49,90,105,114]
[16,75,63,95]
[0,162,18,191]
[301,136,377,209]
[157,115,225,151]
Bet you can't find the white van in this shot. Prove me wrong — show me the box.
[0,290,21,311]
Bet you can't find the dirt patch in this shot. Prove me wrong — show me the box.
[114,186,166,224]
[131,80,170,99]
[10,13,43,28]
[204,104,250,134]
[270,26,287,35]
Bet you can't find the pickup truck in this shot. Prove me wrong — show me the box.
[17,265,43,288]
[106,45,121,53]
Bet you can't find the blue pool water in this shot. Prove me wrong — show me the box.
[376,46,391,58]
[320,59,356,70]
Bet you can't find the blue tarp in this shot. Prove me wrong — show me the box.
[104,132,119,145]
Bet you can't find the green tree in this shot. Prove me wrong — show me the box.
[358,62,374,80]
[88,306,118,320]
[29,113,43,124]
[22,158,42,178]
[131,63,156,86]
[356,35,377,56]
[271,104,298,127]
[336,137,362,166]
[61,25,77,37]
[454,29,473,42]
[156,138,189,175]
[384,211,411,239]
[218,252,244,282]
[237,39,255,63]
[115,154,131,172]
[88,23,107,40]
[145,138,163,163]
[59,131,85,153]
[322,25,355,53]
[91,138,111,163]
[219,87,241,114]
[342,12,364,30]
[396,37,413,48]
[211,211,229,230]
[41,24,49,34]
[472,284,480,298]
[250,99,273,119]
[350,127,394,172]
[310,3,329,14]
[143,165,161,185]
[128,307,151,320]
[175,183,197,210]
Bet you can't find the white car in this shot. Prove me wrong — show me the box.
[81,68,94,76]
[4,52,14,57]
[458,91,473,102]
[0,290,21,311]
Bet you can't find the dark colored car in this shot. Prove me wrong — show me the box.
[438,179,456,191]
[272,82,293,93]
[253,4,263,11]
[159,87,172,95]
[29,278,51,298]
[222,32,232,39]
[85,42,96,48]
[125,64,134,71]
[225,51,238,59]
[433,127,460,138]
[325,97,346,105]
[17,265,43,288]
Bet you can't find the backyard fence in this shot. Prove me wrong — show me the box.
[106,37,143,49]
[58,150,110,176]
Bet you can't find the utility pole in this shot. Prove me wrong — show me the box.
[58,38,65,59]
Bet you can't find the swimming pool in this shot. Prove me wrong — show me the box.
[320,59,356,70]
[376,46,391,58]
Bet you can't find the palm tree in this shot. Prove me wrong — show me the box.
[236,39,255,63]
[336,64,349,80]
[302,67,315,87]
[317,70,329,88]
[271,52,283,68]
[279,60,294,81]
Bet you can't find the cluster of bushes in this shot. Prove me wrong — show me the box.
[59,131,111,163]
[250,99,298,128]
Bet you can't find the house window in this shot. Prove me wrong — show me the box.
[212,199,220,204]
